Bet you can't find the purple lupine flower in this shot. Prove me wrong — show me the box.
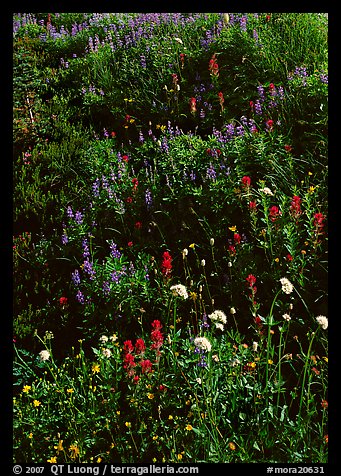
[82,238,90,258]
[110,241,122,259]
[201,313,210,329]
[110,271,120,283]
[74,211,83,224]
[83,259,96,280]
[67,206,74,219]
[206,163,217,181]
[102,281,111,296]
[320,73,328,84]
[254,99,262,115]
[140,55,147,68]
[190,170,196,182]
[72,269,81,286]
[76,289,85,304]
[257,85,265,102]
[92,178,100,197]
[145,189,153,210]
[236,125,245,136]
[61,233,68,245]
[139,130,145,143]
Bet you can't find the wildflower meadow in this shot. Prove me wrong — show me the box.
[13,13,328,465]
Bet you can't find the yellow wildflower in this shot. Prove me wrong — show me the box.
[66,388,74,394]
[185,424,193,431]
[23,385,31,393]
[228,442,236,451]
[125,422,131,428]
[177,454,183,460]
[69,443,80,459]
[47,456,57,463]
[33,400,41,407]
[28,433,33,439]
[54,440,64,454]
[268,359,273,365]
[97,457,102,463]
[92,363,100,374]
[228,225,237,232]
[189,243,196,249]
[147,393,155,400]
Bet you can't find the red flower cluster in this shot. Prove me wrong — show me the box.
[59,296,68,306]
[290,195,302,220]
[246,274,257,288]
[122,321,164,380]
[151,320,164,357]
[241,176,251,188]
[180,53,186,68]
[269,205,281,222]
[132,177,139,191]
[209,54,219,77]
[161,251,172,278]
[189,97,197,114]
[218,91,224,111]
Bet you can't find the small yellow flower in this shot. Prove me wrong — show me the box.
[97,457,102,463]
[185,424,193,431]
[189,243,196,249]
[125,421,131,428]
[152,457,157,463]
[47,456,57,463]
[308,171,313,176]
[92,363,100,374]
[23,385,31,393]
[177,454,183,460]
[228,225,237,232]
[308,186,316,194]
[69,443,80,459]
[147,393,155,399]
[152,435,158,440]
[249,362,256,369]
[54,440,64,453]
[301,250,307,255]
[116,410,121,415]
[67,388,74,394]
[323,356,328,363]
[28,433,33,439]
[33,400,41,407]
[274,257,279,263]
[168,415,173,420]
[268,359,273,365]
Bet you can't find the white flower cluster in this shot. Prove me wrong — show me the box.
[194,336,212,352]
[170,284,188,300]
[259,186,274,196]
[316,315,328,330]
[280,277,294,294]
[38,350,50,362]
[208,310,227,331]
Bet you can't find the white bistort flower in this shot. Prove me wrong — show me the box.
[102,348,112,358]
[193,337,212,353]
[316,315,328,330]
[208,310,227,330]
[280,277,294,294]
[170,284,188,300]
[38,350,50,362]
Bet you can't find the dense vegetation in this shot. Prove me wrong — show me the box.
[13,12,328,464]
